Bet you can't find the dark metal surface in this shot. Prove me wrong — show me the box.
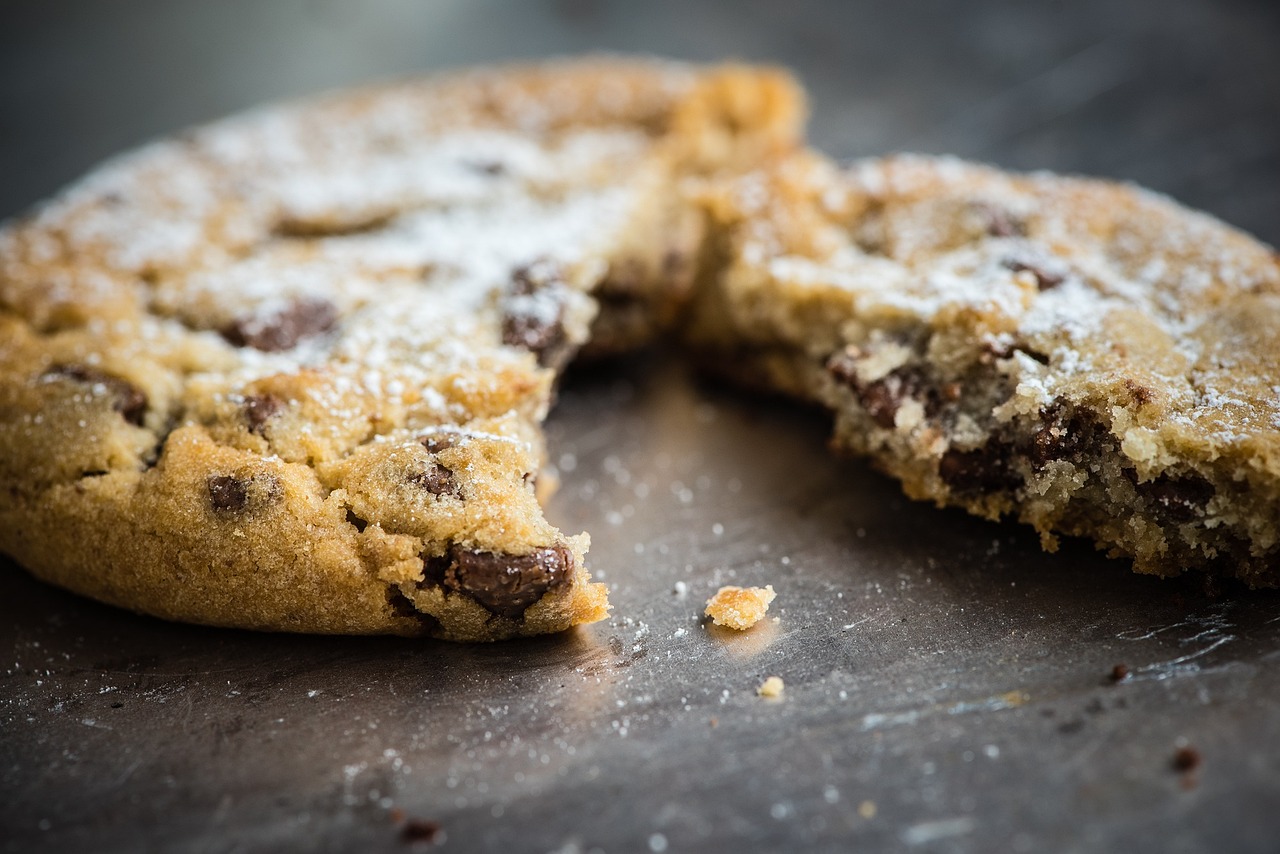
[3,2,1280,852]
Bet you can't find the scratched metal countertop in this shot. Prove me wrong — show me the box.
[3,2,1280,852]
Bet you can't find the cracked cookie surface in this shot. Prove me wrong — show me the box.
[691,153,1280,585]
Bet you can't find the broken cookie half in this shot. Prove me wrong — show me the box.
[0,58,805,640]
[690,153,1280,586]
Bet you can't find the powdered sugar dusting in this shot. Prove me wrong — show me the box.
[745,154,1280,448]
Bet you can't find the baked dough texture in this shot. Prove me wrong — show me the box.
[3,58,1277,640]
[690,153,1280,586]
[0,58,804,639]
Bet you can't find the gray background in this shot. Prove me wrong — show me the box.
[3,1,1280,852]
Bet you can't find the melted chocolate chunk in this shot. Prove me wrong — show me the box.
[1002,257,1064,290]
[1027,405,1101,469]
[243,394,285,435]
[206,473,280,514]
[1131,471,1216,522]
[424,546,573,620]
[47,365,147,426]
[207,475,249,513]
[223,297,338,352]
[420,553,452,588]
[939,441,1019,494]
[502,262,572,367]
[825,354,932,429]
[824,349,861,386]
[408,462,459,497]
[858,372,919,428]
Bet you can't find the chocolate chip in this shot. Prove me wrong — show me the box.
[510,260,563,295]
[938,441,1019,494]
[501,304,567,360]
[1002,257,1065,290]
[502,263,571,368]
[982,340,1050,366]
[1026,405,1100,469]
[417,432,460,454]
[425,546,574,620]
[420,553,451,588]
[207,475,249,513]
[223,297,338,352]
[46,365,147,426]
[863,373,924,428]
[243,394,285,435]
[407,462,459,497]
[825,348,862,386]
[825,350,966,428]
[206,473,280,514]
[399,819,442,844]
[1132,471,1216,522]
[1124,379,1154,406]
[1172,745,1201,773]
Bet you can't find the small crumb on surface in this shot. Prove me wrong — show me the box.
[858,800,877,819]
[758,676,785,698]
[1109,664,1129,682]
[705,584,776,630]
[1172,744,1201,773]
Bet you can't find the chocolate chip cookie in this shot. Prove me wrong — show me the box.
[691,153,1280,586]
[0,58,804,639]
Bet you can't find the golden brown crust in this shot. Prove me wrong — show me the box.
[693,153,1280,585]
[0,57,805,639]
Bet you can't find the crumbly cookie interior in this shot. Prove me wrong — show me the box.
[688,153,1280,586]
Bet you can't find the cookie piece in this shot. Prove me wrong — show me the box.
[691,153,1280,586]
[0,58,804,639]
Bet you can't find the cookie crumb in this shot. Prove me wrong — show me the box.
[1109,664,1129,682]
[858,800,877,819]
[758,676,785,698]
[1172,745,1201,773]
[705,584,776,630]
